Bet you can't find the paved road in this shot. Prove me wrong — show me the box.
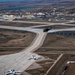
[0,20,75,27]
[37,51,75,54]
[0,26,47,75]
[48,27,75,33]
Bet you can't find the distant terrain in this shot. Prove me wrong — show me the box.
[0,0,75,10]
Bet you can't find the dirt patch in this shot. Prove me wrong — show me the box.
[43,34,75,47]
[35,34,75,53]
[0,29,36,55]
[37,54,60,60]
[22,62,53,75]
[68,22,75,24]
[26,63,53,75]
[21,54,60,75]
[64,63,75,75]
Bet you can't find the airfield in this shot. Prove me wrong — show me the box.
[0,20,75,75]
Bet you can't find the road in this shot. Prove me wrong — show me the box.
[0,20,75,28]
[48,27,75,33]
[37,51,75,54]
[0,24,75,75]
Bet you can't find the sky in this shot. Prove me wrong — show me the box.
[0,0,24,2]
[0,0,39,2]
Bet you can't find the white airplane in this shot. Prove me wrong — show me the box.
[28,55,41,60]
[5,69,20,75]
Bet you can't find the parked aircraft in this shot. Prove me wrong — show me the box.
[5,69,20,75]
[28,55,41,60]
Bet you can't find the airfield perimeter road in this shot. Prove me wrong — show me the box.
[0,21,75,75]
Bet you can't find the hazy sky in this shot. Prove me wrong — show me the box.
[0,0,39,2]
[0,0,24,2]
